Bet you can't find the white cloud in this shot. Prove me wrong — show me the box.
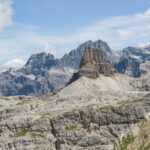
[0,0,13,31]
[146,24,150,29]
[135,8,150,19]
[0,7,150,65]
[0,59,25,72]
[117,29,135,38]
[25,7,150,50]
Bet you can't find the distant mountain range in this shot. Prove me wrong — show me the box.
[0,39,150,96]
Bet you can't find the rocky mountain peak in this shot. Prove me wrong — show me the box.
[115,46,150,78]
[69,47,115,82]
[79,47,115,78]
[25,52,55,69]
[123,47,143,59]
[94,39,111,51]
[61,39,113,70]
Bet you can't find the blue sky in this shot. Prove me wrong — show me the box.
[13,0,149,28]
[0,0,150,71]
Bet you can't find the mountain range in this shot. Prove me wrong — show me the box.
[0,39,150,96]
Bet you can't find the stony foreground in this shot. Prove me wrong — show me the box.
[0,86,150,150]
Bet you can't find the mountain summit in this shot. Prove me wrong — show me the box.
[0,39,149,96]
[78,47,115,78]
[69,47,115,83]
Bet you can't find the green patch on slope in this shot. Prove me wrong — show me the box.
[14,128,30,137]
[144,144,150,150]
[120,134,135,150]
[12,128,45,139]
[31,132,45,139]
[65,124,77,131]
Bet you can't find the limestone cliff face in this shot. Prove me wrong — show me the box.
[70,47,115,81]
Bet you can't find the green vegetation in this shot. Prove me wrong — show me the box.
[144,134,149,139]
[120,134,135,150]
[14,128,30,137]
[65,124,77,131]
[13,128,45,139]
[31,132,45,139]
[144,144,150,150]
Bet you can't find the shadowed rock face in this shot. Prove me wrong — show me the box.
[115,46,150,78]
[25,52,56,69]
[70,47,115,81]
[115,58,141,78]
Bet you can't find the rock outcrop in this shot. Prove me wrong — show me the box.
[61,40,113,70]
[115,46,150,77]
[130,61,150,91]
[115,57,141,78]
[80,47,115,77]
[25,52,56,69]
[70,47,115,81]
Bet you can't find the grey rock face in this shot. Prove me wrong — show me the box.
[115,57,141,77]
[130,61,150,91]
[0,40,113,96]
[0,70,54,96]
[0,52,74,96]
[25,52,55,69]
[115,46,150,77]
[61,40,113,69]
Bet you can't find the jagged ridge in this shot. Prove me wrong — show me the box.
[0,39,149,96]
